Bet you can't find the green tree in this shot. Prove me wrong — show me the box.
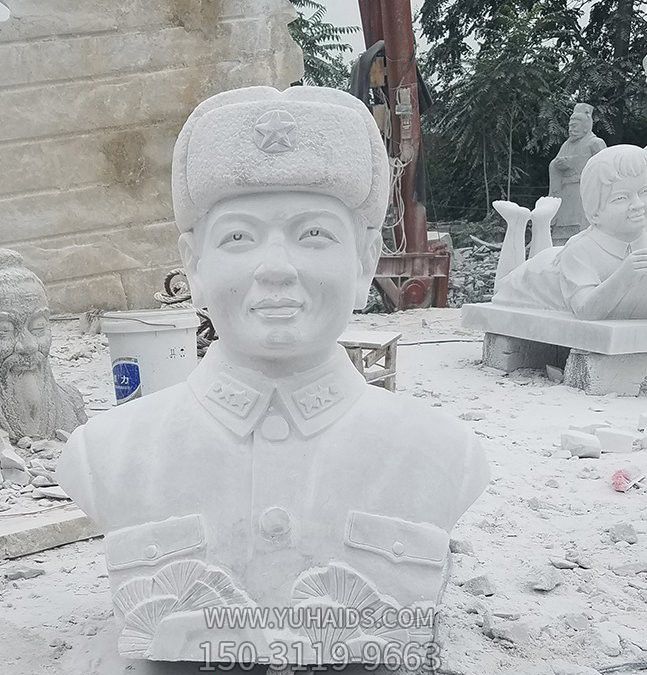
[419,0,647,222]
[288,0,360,88]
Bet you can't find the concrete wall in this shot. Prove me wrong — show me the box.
[0,0,303,313]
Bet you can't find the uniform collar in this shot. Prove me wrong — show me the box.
[187,342,368,439]
[587,226,647,259]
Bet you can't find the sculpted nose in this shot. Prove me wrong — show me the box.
[253,245,298,285]
[15,330,38,355]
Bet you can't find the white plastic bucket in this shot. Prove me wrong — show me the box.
[101,308,200,404]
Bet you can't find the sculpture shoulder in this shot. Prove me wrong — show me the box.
[81,382,192,442]
[354,386,479,467]
[589,135,607,153]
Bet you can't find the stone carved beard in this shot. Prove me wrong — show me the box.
[0,351,59,440]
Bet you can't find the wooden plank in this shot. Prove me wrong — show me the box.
[0,504,101,561]
[339,330,402,350]
[0,27,216,88]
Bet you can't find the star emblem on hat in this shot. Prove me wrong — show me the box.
[254,110,297,154]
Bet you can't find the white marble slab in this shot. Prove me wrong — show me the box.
[462,303,647,355]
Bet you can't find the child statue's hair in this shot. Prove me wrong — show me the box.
[581,145,647,223]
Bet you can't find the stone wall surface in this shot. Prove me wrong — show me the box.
[0,0,303,313]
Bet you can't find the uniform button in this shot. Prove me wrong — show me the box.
[260,507,291,540]
[392,541,405,557]
[260,414,290,441]
[144,544,159,560]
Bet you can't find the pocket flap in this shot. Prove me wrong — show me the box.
[345,511,449,566]
[106,514,206,571]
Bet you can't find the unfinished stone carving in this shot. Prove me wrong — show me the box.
[549,103,607,245]
[58,86,490,665]
[0,250,87,441]
[464,145,647,395]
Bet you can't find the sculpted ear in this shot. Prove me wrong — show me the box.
[177,232,207,308]
[354,228,382,310]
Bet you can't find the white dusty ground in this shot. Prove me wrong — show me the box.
[1,309,646,675]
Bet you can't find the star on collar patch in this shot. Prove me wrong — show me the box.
[254,110,297,154]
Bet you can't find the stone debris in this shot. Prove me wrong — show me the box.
[566,551,593,569]
[545,478,560,488]
[609,522,638,544]
[31,474,57,488]
[448,244,499,307]
[16,437,32,450]
[0,438,27,472]
[550,558,578,570]
[612,561,647,576]
[546,365,564,383]
[530,566,562,591]
[460,411,485,421]
[461,574,496,596]
[449,538,475,555]
[591,623,622,657]
[31,486,70,501]
[595,427,637,454]
[4,565,45,581]
[54,429,70,442]
[482,613,530,644]
[563,613,589,631]
[561,431,601,459]
[639,412,647,431]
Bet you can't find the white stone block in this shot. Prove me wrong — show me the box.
[561,431,601,459]
[595,427,637,454]
[462,303,647,355]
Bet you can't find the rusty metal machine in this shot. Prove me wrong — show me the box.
[356,0,450,310]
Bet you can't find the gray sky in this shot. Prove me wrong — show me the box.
[322,0,426,58]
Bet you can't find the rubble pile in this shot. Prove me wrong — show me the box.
[449,244,500,307]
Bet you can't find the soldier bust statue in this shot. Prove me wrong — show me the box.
[549,103,607,245]
[58,86,489,666]
[0,249,86,441]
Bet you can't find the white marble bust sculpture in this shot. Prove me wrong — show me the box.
[58,86,489,666]
[0,249,86,441]
[494,144,647,320]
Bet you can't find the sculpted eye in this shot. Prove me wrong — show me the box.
[219,231,255,247]
[299,227,337,243]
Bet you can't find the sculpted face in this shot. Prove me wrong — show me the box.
[0,277,51,377]
[591,171,647,241]
[569,112,591,139]
[187,191,372,370]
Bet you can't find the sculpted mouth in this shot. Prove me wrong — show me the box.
[251,298,304,319]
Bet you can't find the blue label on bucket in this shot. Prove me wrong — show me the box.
[112,358,142,404]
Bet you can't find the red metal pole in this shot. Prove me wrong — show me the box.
[379,0,427,254]
[358,0,384,49]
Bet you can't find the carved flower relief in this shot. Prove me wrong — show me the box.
[113,559,430,661]
[113,559,256,658]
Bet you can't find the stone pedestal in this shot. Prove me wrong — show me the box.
[463,303,647,396]
[564,350,647,396]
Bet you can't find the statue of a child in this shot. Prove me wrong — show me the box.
[58,86,489,666]
[494,144,647,320]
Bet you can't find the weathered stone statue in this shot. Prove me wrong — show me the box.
[549,103,607,245]
[58,87,489,666]
[0,249,87,441]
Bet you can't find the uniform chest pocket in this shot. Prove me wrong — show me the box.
[344,511,449,566]
[105,514,206,571]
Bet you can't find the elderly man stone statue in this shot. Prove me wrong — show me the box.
[58,86,489,667]
[549,103,606,245]
[0,249,86,442]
